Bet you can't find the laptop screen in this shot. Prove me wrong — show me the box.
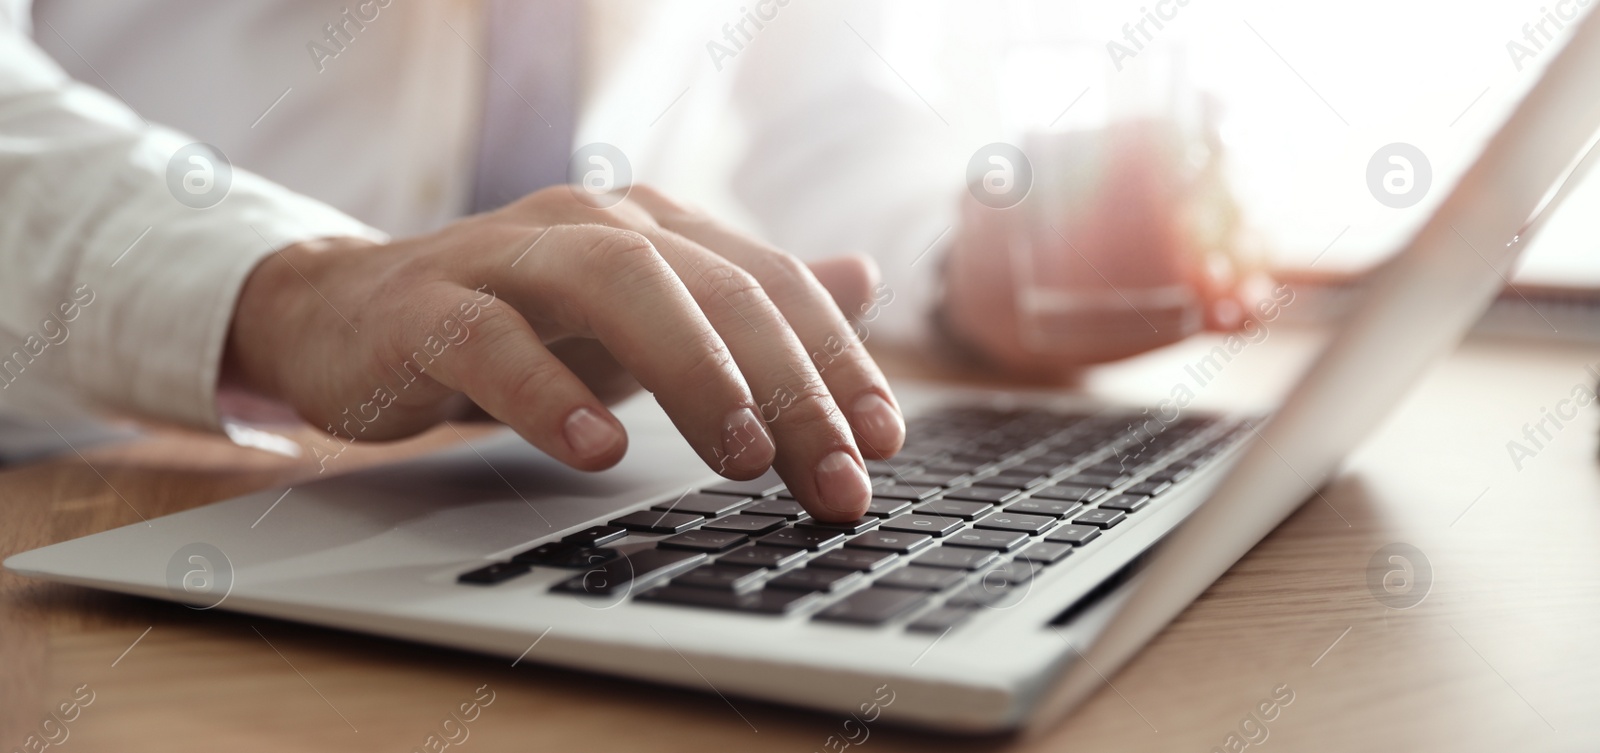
[1024,4,1600,734]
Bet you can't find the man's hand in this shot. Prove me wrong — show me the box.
[225,185,905,521]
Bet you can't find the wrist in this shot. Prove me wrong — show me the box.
[222,236,375,403]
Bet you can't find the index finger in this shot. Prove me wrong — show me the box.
[470,224,779,482]
[627,188,907,462]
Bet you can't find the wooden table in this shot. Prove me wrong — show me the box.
[4,329,1599,752]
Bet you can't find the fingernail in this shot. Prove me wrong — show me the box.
[564,407,622,460]
[851,392,905,454]
[814,450,871,519]
[720,407,775,475]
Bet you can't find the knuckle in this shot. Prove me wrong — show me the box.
[583,227,662,276]
[681,340,740,388]
[492,223,550,264]
[634,183,705,222]
[755,251,819,299]
[380,281,457,356]
[453,304,573,409]
[467,292,516,329]
[766,377,840,430]
[511,186,615,224]
[838,256,881,301]
[438,297,509,358]
[699,264,771,318]
[505,355,569,407]
[852,254,882,285]
[367,266,420,318]
[500,185,568,217]
[627,182,666,204]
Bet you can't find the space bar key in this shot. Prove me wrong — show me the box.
[813,587,928,625]
[550,549,708,596]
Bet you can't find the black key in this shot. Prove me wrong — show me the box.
[913,546,1000,570]
[901,471,969,487]
[893,451,946,467]
[942,528,1029,551]
[864,498,914,518]
[1019,541,1074,565]
[845,530,934,554]
[914,500,993,520]
[871,484,940,501]
[881,514,964,537]
[549,549,707,595]
[1099,495,1150,513]
[703,514,788,535]
[1045,524,1102,546]
[511,542,620,568]
[636,584,813,614]
[813,587,929,625]
[906,606,975,632]
[974,513,1057,535]
[920,462,984,476]
[545,547,621,568]
[1101,455,1149,472]
[982,557,1043,584]
[942,486,1019,504]
[1073,508,1126,529]
[767,567,863,593]
[944,453,1000,468]
[701,472,785,497]
[658,530,750,553]
[1126,480,1172,497]
[1030,484,1106,503]
[1004,498,1084,518]
[797,517,881,534]
[876,565,966,591]
[863,459,902,477]
[510,541,573,565]
[458,561,529,585]
[561,525,627,548]
[719,545,807,569]
[1009,460,1068,476]
[810,547,899,572]
[1041,445,1094,462]
[742,498,810,520]
[610,510,703,534]
[1064,472,1130,488]
[759,527,846,551]
[1147,465,1194,483]
[972,472,1049,489]
[1088,458,1147,475]
[946,577,1025,608]
[653,493,751,518]
[673,564,766,592]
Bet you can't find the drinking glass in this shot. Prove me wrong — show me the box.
[995,12,1238,359]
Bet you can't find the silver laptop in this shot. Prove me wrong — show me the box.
[10,11,1600,735]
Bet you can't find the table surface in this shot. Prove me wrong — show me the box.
[4,328,1599,753]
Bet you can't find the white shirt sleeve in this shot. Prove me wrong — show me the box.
[0,20,385,429]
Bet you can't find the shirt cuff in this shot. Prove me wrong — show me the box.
[67,153,387,432]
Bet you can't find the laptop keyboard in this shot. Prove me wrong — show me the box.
[458,405,1249,632]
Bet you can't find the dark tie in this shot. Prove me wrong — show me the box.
[469,0,581,213]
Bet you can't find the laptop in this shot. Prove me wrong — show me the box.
[10,10,1600,735]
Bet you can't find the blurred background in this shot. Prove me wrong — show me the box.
[610,0,1597,286]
